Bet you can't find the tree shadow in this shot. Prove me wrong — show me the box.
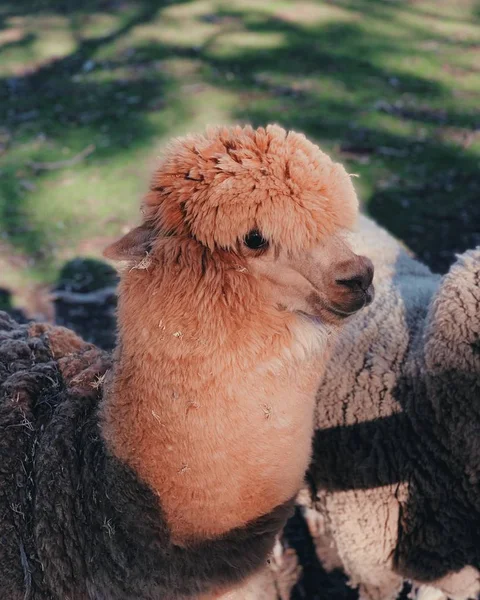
[0,0,478,279]
[190,4,479,272]
[0,31,35,56]
[331,0,480,29]
[0,0,191,272]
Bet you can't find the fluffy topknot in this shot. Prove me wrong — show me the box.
[143,124,358,253]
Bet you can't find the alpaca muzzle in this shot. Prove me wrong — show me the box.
[330,255,375,316]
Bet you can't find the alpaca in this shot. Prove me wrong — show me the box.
[0,125,373,599]
[300,216,480,600]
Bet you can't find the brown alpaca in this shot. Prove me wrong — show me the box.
[0,124,373,600]
[102,124,373,546]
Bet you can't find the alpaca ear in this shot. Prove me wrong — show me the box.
[103,224,154,261]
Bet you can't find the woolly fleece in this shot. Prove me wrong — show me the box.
[226,216,480,600]
[307,216,480,600]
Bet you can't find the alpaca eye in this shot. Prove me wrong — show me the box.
[244,230,268,250]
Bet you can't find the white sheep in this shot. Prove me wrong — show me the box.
[301,215,480,600]
[226,215,480,600]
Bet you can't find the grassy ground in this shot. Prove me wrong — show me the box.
[1,0,479,314]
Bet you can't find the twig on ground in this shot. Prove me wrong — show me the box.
[50,286,117,305]
[28,144,95,172]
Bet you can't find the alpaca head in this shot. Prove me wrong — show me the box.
[105,125,373,329]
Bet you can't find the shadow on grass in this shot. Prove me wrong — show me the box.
[0,0,191,273]
[0,0,478,276]
[333,0,480,29]
[190,5,479,272]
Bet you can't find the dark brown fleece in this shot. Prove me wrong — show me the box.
[0,311,293,600]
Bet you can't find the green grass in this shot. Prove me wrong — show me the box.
[0,0,479,312]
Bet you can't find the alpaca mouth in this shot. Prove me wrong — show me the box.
[303,284,375,323]
[329,284,375,318]
[327,304,363,318]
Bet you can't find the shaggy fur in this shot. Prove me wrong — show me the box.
[0,125,372,599]
[302,216,480,600]
[142,125,358,252]
[0,313,293,599]
[101,124,370,545]
[223,215,480,600]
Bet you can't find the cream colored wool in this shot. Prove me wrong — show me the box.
[305,215,480,600]
[227,215,480,600]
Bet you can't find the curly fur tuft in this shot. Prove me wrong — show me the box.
[143,124,358,252]
[302,219,480,600]
[0,312,295,599]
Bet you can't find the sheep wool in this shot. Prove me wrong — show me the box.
[304,215,480,600]
[0,317,294,599]
[224,215,480,600]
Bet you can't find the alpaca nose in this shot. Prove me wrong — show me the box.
[336,258,374,292]
[335,256,375,305]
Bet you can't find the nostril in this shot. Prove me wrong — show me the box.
[336,276,364,291]
[336,265,374,292]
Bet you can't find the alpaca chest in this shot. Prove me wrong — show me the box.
[154,367,319,542]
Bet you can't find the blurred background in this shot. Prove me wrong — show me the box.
[0,0,479,327]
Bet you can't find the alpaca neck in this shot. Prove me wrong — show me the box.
[101,257,331,544]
